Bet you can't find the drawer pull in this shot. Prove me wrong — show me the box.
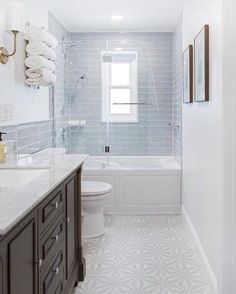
[67,217,70,224]
[53,267,59,275]
[53,234,59,242]
[51,201,59,209]
[35,259,42,267]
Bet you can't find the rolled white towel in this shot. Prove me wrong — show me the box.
[25,55,55,72]
[26,41,56,61]
[25,68,56,87]
[25,25,58,49]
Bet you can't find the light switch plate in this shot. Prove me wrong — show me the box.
[0,104,13,121]
[5,104,13,121]
[0,104,3,121]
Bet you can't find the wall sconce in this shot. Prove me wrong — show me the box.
[0,1,25,64]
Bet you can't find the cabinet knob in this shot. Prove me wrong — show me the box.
[51,201,59,209]
[53,234,59,242]
[53,267,59,275]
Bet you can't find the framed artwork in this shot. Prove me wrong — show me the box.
[194,25,209,102]
[183,45,193,103]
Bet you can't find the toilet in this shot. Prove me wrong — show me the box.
[81,181,112,239]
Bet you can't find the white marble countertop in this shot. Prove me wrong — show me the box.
[0,148,88,236]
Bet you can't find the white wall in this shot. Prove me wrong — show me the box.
[182,0,223,289]
[0,0,50,124]
[221,0,236,292]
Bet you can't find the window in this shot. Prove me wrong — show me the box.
[101,51,138,122]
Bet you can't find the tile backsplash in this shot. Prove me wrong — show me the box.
[0,120,54,156]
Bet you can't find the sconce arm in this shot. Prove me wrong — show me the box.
[6,30,19,57]
[0,30,19,64]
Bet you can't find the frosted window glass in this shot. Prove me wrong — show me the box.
[111,63,130,86]
[110,89,131,114]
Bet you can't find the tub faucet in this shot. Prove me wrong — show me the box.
[104,145,110,153]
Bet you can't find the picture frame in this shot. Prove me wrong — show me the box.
[183,45,193,103]
[194,25,209,102]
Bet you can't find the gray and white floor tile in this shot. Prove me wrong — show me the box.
[75,215,215,294]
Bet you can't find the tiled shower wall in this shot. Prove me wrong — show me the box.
[173,16,183,165]
[1,120,53,156]
[48,15,182,158]
[69,33,174,156]
[48,13,70,149]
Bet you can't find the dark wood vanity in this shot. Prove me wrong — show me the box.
[0,167,85,294]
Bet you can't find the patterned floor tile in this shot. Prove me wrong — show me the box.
[74,215,215,294]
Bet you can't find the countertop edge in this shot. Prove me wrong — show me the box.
[0,153,89,236]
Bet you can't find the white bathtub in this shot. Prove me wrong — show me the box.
[82,156,181,214]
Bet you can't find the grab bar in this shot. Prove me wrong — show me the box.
[113,102,153,106]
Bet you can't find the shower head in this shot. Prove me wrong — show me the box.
[80,75,86,80]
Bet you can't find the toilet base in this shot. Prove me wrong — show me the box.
[82,211,105,239]
[81,181,112,239]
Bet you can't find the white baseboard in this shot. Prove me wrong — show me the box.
[104,205,181,215]
[181,206,218,293]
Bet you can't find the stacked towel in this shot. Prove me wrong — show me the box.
[24,25,58,87]
[26,42,56,61]
[25,68,56,86]
[25,26,58,49]
[25,55,55,71]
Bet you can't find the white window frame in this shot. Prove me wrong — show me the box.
[101,51,138,123]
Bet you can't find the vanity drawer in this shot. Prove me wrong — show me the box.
[40,212,65,271]
[54,280,63,294]
[39,187,64,234]
[41,250,64,294]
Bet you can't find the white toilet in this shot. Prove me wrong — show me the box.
[81,181,112,239]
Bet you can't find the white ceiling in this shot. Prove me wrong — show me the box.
[48,0,184,32]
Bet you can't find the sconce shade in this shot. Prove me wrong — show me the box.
[6,1,25,33]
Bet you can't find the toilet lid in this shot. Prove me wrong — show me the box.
[82,181,112,196]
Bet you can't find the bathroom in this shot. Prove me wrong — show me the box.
[0,0,235,293]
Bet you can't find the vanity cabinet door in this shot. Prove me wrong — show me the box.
[65,176,77,280]
[6,211,38,294]
[0,257,3,294]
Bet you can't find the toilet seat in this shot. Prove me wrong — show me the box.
[81,181,112,197]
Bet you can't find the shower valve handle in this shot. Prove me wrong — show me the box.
[104,146,110,153]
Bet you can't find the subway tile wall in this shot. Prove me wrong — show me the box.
[1,120,54,156]
[173,16,183,165]
[68,33,174,156]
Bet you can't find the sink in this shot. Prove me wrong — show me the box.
[0,168,50,189]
